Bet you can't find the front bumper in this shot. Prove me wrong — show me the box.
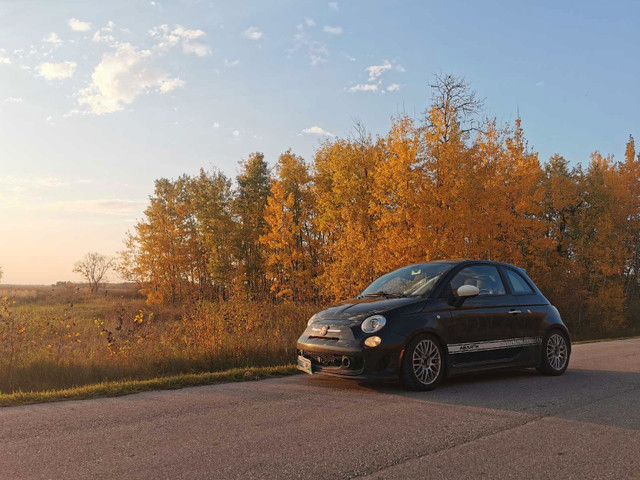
[296,323,406,380]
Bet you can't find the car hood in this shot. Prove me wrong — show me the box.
[313,296,425,325]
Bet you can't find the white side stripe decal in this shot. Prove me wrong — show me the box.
[447,337,542,354]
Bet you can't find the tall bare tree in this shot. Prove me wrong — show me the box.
[73,252,114,293]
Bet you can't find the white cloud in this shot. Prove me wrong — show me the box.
[4,97,23,103]
[0,49,12,65]
[386,83,400,91]
[302,125,334,136]
[232,130,240,136]
[213,122,220,128]
[93,21,115,43]
[349,83,378,92]
[305,17,316,27]
[43,32,62,44]
[36,61,77,80]
[323,25,343,35]
[77,43,184,115]
[224,58,240,67]
[243,26,263,40]
[536,81,544,87]
[366,60,392,81]
[68,18,91,32]
[329,2,339,11]
[149,24,211,56]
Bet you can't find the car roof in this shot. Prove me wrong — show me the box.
[415,259,523,270]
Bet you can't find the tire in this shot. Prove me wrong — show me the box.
[400,334,445,391]
[537,329,570,376]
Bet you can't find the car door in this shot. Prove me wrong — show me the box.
[500,266,546,361]
[444,264,521,365]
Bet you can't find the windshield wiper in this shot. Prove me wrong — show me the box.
[362,291,408,298]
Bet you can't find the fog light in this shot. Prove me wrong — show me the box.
[364,336,382,348]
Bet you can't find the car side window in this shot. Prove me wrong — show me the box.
[504,268,534,295]
[449,265,506,296]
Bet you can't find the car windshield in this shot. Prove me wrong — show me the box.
[360,263,452,298]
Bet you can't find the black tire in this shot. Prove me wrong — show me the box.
[400,334,445,391]
[537,329,570,376]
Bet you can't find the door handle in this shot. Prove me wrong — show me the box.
[508,309,522,315]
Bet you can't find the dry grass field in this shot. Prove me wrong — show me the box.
[0,284,316,395]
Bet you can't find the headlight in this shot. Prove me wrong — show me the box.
[361,315,386,333]
[307,314,318,327]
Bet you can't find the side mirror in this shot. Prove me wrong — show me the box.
[450,284,479,308]
[457,285,479,297]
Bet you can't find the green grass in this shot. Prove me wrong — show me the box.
[0,364,300,407]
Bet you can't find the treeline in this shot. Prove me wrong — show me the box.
[121,75,640,336]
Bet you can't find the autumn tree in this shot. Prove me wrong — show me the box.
[260,150,319,301]
[121,170,234,304]
[73,252,115,293]
[234,152,271,299]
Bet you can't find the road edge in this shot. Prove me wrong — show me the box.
[0,364,299,408]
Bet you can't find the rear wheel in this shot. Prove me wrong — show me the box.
[537,330,570,376]
[400,334,445,391]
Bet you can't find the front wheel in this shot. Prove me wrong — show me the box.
[400,334,445,391]
[537,330,570,376]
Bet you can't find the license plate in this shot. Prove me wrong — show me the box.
[297,355,313,375]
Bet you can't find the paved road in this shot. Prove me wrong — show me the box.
[2,338,640,479]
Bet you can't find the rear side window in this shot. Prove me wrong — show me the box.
[504,269,534,295]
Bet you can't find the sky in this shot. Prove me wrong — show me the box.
[1,0,639,284]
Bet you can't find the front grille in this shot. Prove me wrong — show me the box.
[298,349,364,370]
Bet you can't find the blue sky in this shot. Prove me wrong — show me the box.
[1,0,639,284]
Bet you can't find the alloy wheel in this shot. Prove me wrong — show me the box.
[546,333,568,371]
[412,339,441,385]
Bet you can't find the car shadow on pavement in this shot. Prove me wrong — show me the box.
[308,367,640,432]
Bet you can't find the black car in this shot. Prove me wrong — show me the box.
[296,260,571,390]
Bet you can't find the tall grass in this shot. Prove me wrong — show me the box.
[0,288,317,394]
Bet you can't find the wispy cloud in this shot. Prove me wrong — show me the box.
[386,83,400,92]
[43,32,62,44]
[36,61,77,80]
[0,175,68,189]
[232,129,240,136]
[329,2,339,11]
[93,21,116,43]
[323,25,343,35]
[57,199,145,216]
[302,125,335,136]
[149,24,211,56]
[366,60,392,81]
[4,97,23,103]
[292,23,329,66]
[349,83,378,92]
[243,26,264,40]
[305,17,316,27]
[68,18,91,32]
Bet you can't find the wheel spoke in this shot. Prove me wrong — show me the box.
[412,339,441,385]
[546,334,567,371]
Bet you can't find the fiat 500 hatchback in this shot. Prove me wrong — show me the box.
[296,260,570,391]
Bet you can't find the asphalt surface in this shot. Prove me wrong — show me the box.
[2,338,640,479]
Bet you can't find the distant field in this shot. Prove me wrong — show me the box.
[0,284,316,394]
